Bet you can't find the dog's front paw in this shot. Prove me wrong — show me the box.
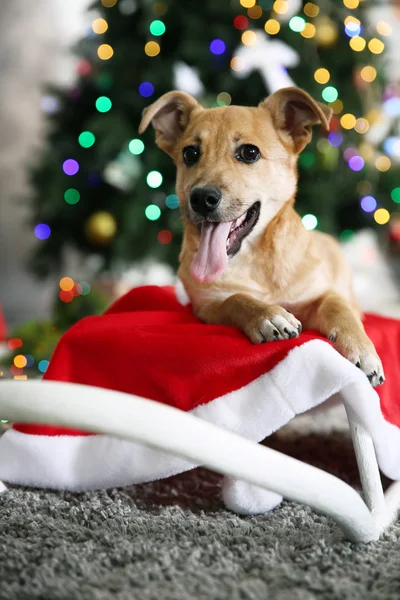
[244,305,302,344]
[329,329,385,387]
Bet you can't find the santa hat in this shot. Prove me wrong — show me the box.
[0,285,400,516]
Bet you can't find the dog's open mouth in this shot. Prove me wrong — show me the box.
[190,201,260,283]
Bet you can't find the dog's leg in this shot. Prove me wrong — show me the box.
[307,291,385,387]
[194,293,302,344]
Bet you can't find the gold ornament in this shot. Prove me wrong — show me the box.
[85,211,117,246]
[314,16,339,47]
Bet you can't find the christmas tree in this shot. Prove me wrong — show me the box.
[31,0,400,279]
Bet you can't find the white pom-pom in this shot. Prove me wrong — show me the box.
[221,477,282,516]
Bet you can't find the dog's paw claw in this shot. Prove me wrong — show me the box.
[245,307,302,344]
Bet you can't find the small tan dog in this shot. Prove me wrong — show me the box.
[139,87,384,387]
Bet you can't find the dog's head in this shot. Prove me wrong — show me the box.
[139,88,332,283]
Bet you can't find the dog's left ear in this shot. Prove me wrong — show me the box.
[261,87,332,153]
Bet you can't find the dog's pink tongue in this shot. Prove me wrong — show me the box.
[190,221,232,282]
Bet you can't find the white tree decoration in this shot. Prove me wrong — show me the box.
[232,31,299,93]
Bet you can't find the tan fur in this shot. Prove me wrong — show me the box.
[140,87,384,386]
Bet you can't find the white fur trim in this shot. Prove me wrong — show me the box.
[0,340,399,492]
[221,477,283,515]
[0,481,7,494]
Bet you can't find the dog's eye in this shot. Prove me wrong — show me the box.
[235,144,261,163]
[183,146,201,166]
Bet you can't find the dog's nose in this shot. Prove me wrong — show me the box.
[190,187,222,216]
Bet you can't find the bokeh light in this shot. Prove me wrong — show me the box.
[216,92,231,106]
[376,21,392,36]
[38,360,49,373]
[273,0,288,15]
[96,96,112,112]
[383,97,400,117]
[149,20,166,35]
[92,18,108,34]
[59,290,74,303]
[101,0,117,6]
[63,159,79,176]
[60,277,74,291]
[300,23,316,38]
[80,282,91,295]
[289,16,306,32]
[210,39,226,55]
[383,137,400,157]
[314,68,330,84]
[343,147,358,162]
[25,355,34,367]
[158,230,173,244]
[146,171,163,188]
[354,118,369,134]
[230,57,245,72]
[348,156,364,171]
[345,21,361,37]
[375,156,391,172]
[241,30,257,45]
[304,2,319,17]
[8,338,22,350]
[129,139,145,154]
[302,214,318,230]
[166,194,180,209]
[349,36,366,52]
[234,15,248,30]
[14,355,27,368]
[139,82,154,97]
[374,209,390,225]
[340,113,356,129]
[97,44,114,60]
[34,224,51,240]
[248,5,262,19]
[360,66,377,83]
[78,131,95,148]
[340,229,355,242]
[322,86,338,102]
[360,196,377,213]
[343,0,359,7]
[391,188,400,204]
[368,38,385,54]
[264,19,280,35]
[145,41,160,56]
[328,132,343,147]
[331,99,343,114]
[240,0,255,7]
[145,204,162,220]
[64,189,80,205]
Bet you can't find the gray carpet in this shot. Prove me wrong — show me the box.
[1,413,400,600]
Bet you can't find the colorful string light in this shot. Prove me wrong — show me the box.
[139,82,154,97]
[78,132,95,148]
[165,194,179,209]
[96,96,112,112]
[145,204,161,220]
[129,139,145,154]
[302,214,318,230]
[34,224,51,240]
[264,19,280,35]
[210,39,226,55]
[146,171,163,188]
[149,20,166,36]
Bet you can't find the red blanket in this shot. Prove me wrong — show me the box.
[1,285,400,492]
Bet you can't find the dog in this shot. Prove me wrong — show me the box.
[139,87,384,387]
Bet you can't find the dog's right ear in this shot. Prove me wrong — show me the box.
[139,91,201,155]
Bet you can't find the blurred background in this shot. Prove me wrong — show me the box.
[0,0,399,378]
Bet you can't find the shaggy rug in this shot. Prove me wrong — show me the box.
[0,407,400,600]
